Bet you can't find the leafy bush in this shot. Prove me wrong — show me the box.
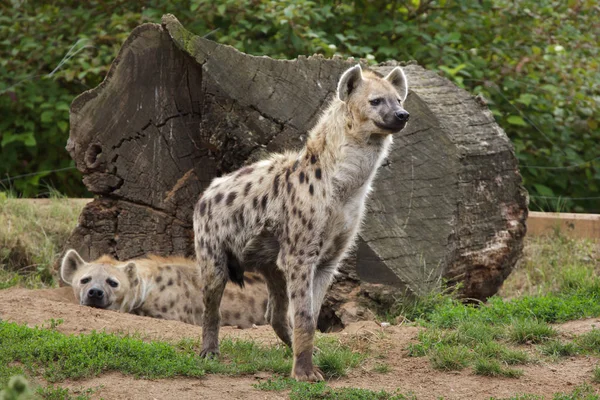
[2,0,598,211]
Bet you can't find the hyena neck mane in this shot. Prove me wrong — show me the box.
[120,268,154,313]
[306,98,392,200]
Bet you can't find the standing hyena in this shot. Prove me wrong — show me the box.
[193,64,409,381]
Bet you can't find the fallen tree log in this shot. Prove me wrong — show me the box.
[64,14,528,329]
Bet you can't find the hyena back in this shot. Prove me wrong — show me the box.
[193,64,409,381]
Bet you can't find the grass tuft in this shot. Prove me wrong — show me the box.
[473,358,523,378]
[313,337,364,378]
[372,362,391,373]
[475,341,529,365]
[575,329,600,354]
[501,235,599,298]
[0,195,86,289]
[254,377,416,399]
[592,365,600,384]
[508,319,558,344]
[428,344,471,371]
[37,385,95,400]
[538,340,578,358]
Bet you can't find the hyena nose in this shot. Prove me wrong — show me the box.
[395,110,410,122]
[88,288,104,299]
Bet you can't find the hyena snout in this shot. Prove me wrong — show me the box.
[379,108,409,132]
[85,287,106,307]
[395,110,409,122]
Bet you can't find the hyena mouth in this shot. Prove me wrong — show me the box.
[83,300,110,309]
[374,120,408,133]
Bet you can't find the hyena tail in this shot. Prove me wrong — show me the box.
[225,250,245,288]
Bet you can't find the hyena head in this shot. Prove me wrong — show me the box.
[337,64,409,139]
[60,249,137,310]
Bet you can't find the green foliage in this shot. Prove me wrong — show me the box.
[508,319,558,344]
[372,362,391,373]
[492,384,600,400]
[0,195,85,289]
[550,384,600,400]
[538,340,578,358]
[593,365,600,384]
[428,344,471,371]
[0,376,34,400]
[473,358,523,378]
[254,377,416,400]
[313,337,364,378]
[474,341,529,365]
[0,321,361,388]
[2,1,598,210]
[574,328,600,354]
[36,385,93,400]
[501,235,598,298]
[402,250,600,377]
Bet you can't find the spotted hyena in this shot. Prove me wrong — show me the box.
[60,249,268,328]
[193,64,409,381]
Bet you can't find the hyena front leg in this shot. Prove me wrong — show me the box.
[281,252,323,382]
[198,251,228,358]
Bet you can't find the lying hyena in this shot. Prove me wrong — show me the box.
[60,249,268,328]
[193,64,409,381]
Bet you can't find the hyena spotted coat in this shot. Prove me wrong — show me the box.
[60,249,268,328]
[193,64,409,381]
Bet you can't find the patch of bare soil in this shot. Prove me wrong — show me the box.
[1,288,599,400]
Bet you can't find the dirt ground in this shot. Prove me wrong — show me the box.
[1,287,599,400]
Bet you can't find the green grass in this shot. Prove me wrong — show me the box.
[592,365,600,384]
[475,341,529,365]
[396,235,600,378]
[372,362,391,373]
[575,329,600,354]
[254,377,416,400]
[494,384,600,399]
[538,340,578,358]
[37,385,95,400]
[473,358,523,378]
[0,321,362,389]
[0,375,94,400]
[0,193,86,289]
[428,344,471,371]
[508,319,558,344]
[501,235,599,298]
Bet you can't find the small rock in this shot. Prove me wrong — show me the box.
[380,322,391,328]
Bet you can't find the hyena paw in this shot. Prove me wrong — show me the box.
[200,346,220,359]
[291,365,324,382]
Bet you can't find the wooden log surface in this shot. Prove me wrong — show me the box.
[63,14,528,327]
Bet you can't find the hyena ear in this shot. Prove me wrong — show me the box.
[337,64,363,102]
[123,262,138,283]
[60,249,86,285]
[384,66,409,102]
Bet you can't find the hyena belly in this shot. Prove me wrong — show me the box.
[134,270,268,328]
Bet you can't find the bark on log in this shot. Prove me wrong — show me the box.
[64,14,528,328]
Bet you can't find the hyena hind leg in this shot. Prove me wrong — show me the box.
[311,264,338,325]
[199,254,228,358]
[263,266,292,347]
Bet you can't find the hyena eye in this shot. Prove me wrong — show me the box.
[106,279,118,288]
[369,98,382,106]
[80,277,91,284]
